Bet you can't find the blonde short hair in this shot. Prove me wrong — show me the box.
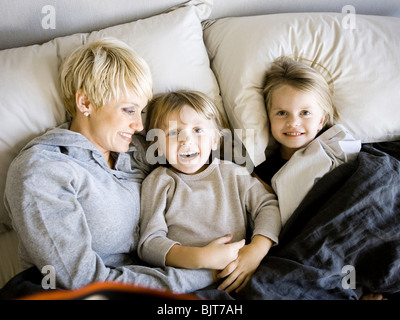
[145,90,228,137]
[58,37,153,118]
[262,56,338,127]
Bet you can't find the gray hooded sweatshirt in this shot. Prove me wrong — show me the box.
[4,123,213,292]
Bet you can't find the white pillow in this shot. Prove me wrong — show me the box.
[204,12,400,166]
[0,2,221,231]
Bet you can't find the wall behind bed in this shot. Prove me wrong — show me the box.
[209,0,400,19]
[1,0,399,50]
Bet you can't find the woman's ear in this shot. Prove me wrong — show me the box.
[75,90,91,114]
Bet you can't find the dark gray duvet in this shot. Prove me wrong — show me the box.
[196,141,400,300]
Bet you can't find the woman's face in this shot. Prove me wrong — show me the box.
[83,90,148,158]
[268,85,326,160]
[161,105,219,175]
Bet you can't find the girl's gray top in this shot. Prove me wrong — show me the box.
[4,123,214,292]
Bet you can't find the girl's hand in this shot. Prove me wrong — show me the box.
[216,245,258,293]
[216,235,273,293]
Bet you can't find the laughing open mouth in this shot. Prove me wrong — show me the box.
[179,151,199,160]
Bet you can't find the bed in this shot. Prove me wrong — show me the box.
[1,0,399,300]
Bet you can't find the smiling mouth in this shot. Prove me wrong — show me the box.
[284,132,304,136]
[119,132,133,139]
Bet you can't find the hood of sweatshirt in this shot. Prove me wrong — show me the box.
[19,122,149,174]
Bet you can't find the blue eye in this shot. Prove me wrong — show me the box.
[277,111,286,116]
[168,130,178,136]
[301,110,311,116]
[194,128,203,134]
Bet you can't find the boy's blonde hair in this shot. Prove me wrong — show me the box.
[262,56,338,127]
[145,90,228,137]
[58,37,153,118]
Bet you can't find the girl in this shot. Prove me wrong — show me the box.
[252,57,386,300]
[255,56,361,226]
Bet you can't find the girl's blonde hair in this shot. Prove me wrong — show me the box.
[262,56,338,127]
[58,37,153,118]
[145,90,228,137]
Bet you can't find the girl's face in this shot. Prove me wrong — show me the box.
[161,105,219,175]
[268,85,326,160]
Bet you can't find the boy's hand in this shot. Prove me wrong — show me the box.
[165,234,245,270]
[201,234,245,270]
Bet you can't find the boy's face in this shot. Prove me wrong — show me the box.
[268,84,326,160]
[161,105,219,175]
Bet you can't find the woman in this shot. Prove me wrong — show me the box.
[2,38,213,293]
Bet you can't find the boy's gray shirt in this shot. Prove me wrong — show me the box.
[138,159,281,267]
[4,123,214,292]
